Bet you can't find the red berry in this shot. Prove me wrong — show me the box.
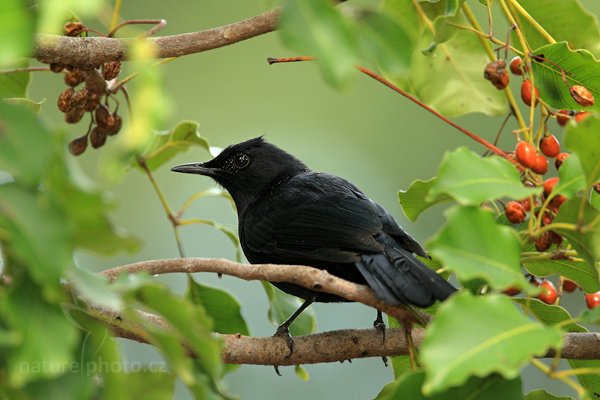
[575,111,591,123]
[509,56,524,76]
[562,279,578,293]
[532,154,549,175]
[550,194,567,211]
[537,280,558,304]
[556,110,573,127]
[586,291,600,309]
[540,135,561,158]
[554,153,569,170]
[505,201,527,224]
[516,142,537,169]
[543,177,559,197]
[521,80,540,107]
[570,85,595,107]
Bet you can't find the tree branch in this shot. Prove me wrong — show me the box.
[92,305,600,365]
[34,9,280,68]
[100,258,430,325]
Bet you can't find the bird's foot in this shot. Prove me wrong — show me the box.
[274,324,295,356]
[373,314,386,344]
[381,355,389,367]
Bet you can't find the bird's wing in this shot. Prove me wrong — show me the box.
[243,178,384,263]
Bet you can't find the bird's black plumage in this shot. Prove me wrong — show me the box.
[172,137,455,309]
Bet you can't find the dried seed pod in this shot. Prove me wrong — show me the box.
[505,201,527,224]
[106,113,122,136]
[68,135,89,156]
[90,126,108,149]
[50,63,65,73]
[64,21,86,37]
[57,88,75,113]
[102,61,122,81]
[70,87,89,110]
[535,232,552,252]
[95,104,115,130]
[85,92,100,112]
[64,107,85,124]
[64,69,85,87]
[484,60,510,90]
[570,85,595,107]
[594,183,600,194]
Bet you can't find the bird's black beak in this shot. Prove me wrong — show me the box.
[170,162,216,176]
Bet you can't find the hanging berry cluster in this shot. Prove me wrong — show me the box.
[483,52,600,309]
[52,22,124,156]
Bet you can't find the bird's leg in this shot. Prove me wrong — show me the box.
[373,310,388,367]
[272,295,317,375]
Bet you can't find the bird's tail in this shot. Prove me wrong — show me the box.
[355,233,456,308]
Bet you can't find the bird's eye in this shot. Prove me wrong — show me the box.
[233,153,250,169]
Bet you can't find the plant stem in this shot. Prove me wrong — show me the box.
[461,3,527,133]
[0,66,50,75]
[110,0,122,32]
[508,0,556,44]
[529,358,587,397]
[552,367,600,379]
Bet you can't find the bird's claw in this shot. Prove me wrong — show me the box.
[373,317,386,344]
[274,325,295,356]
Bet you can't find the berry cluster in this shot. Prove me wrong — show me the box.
[53,22,123,156]
[484,54,600,310]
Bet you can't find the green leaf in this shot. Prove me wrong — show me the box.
[2,280,79,386]
[419,0,465,18]
[393,28,507,117]
[428,206,530,292]
[564,116,600,187]
[420,292,563,395]
[513,0,600,56]
[185,276,249,336]
[0,0,35,67]
[279,0,359,87]
[261,282,317,336]
[0,67,30,99]
[530,42,600,113]
[2,97,46,112]
[525,389,574,400]
[592,190,600,211]
[140,120,209,172]
[0,102,53,186]
[0,184,72,296]
[514,298,587,333]
[357,11,414,76]
[294,365,310,381]
[69,267,124,310]
[554,197,600,271]
[428,148,538,205]
[114,371,176,400]
[569,359,600,397]
[375,370,522,400]
[556,153,586,198]
[578,306,600,325]
[398,178,451,222]
[523,258,599,293]
[131,283,223,381]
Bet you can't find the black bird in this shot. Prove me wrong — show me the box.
[172,137,455,345]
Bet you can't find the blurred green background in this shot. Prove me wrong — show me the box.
[28,0,600,398]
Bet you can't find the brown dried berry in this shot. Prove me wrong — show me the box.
[57,88,75,113]
[562,279,578,293]
[505,201,527,224]
[85,92,100,112]
[102,61,122,81]
[64,107,85,124]
[64,21,85,37]
[68,135,88,156]
[64,69,84,87]
[550,194,567,211]
[70,87,89,110]
[594,183,600,194]
[535,232,552,252]
[570,85,595,107]
[95,104,115,130]
[484,60,510,90]
[554,152,569,170]
[90,127,108,149]
[106,113,122,136]
[50,63,65,73]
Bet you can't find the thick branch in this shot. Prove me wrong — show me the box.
[34,9,280,68]
[100,258,430,325]
[94,306,600,364]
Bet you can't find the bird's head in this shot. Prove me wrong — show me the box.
[171,137,308,211]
